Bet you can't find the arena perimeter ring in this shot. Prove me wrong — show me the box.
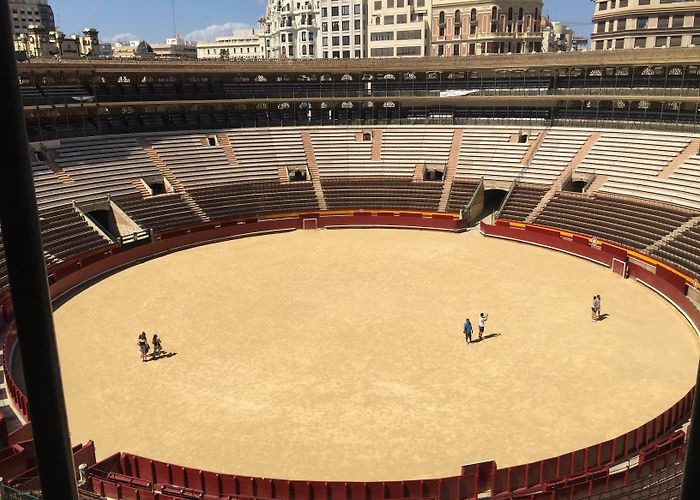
[51,228,699,482]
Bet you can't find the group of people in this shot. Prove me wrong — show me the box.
[463,313,488,344]
[591,295,603,321]
[138,332,164,362]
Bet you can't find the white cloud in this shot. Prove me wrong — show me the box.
[184,22,252,42]
[104,32,140,44]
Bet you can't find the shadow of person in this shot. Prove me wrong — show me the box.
[597,314,610,321]
[149,352,178,361]
[472,333,502,343]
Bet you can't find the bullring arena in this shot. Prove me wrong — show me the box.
[52,228,699,481]
[1,50,700,499]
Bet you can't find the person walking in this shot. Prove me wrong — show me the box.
[138,332,149,362]
[151,334,163,358]
[595,295,602,320]
[591,296,598,321]
[478,313,488,341]
[463,318,473,344]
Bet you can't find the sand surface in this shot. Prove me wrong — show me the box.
[52,229,699,481]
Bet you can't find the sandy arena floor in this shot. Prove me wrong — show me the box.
[52,229,699,482]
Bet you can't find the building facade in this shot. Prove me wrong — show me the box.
[14,26,99,59]
[319,0,367,58]
[197,29,265,60]
[591,0,700,50]
[151,35,198,59]
[260,0,320,59]
[541,18,574,52]
[430,0,542,56]
[9,0,55,36]
[367,0,431,57]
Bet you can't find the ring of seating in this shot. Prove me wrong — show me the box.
[0,125,698,498]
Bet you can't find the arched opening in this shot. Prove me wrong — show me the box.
[439,11,445,24]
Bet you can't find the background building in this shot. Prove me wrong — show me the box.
[431,0,543,56]
[260,0,320,59]
[367,0,431,57]
[112,40,156,60]
[151,35,198,59]
[541,17,574,52]
[14,26,99,59]
[197,29,265,60]
[319,0,367,58]
[591,0,700,50]
[9,0,55,36]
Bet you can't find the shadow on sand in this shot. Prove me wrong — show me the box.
[145,352,177,362]
[470,333,502,344]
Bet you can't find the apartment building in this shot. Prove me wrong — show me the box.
[197,29,265,60]
[591,0,700,50]
[367,0,431,57]
[9,0,55,36]
[430,0,542,56]
[319,0,368,58]
[260,0,320,59]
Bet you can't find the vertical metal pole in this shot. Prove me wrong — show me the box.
[681,361,700,500]
[0,2,78,499]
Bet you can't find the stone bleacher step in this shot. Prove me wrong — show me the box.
[645,214,700,254]
[525,132,601,223]
[216,133,239,166]
[300,131,327,211]
[585,175,609,196]
[438,129,464,212]
[658,138,700,179]
[139,139,210,222]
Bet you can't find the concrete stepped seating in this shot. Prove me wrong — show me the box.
[188,181,319,220]
[576,131,692,201]
[227,129,306,182]
[446,180,480,213]
[49,137,161,207]
[524,129,590,184]
[113,194,202,232]
[652,223,700,280]
[533,193,696,251]
[455,128,534,183]
[0,230,7,292]
[38,205,109,262]
[321,177,443,211]
[500,184,551,222]
[381,128,453,166]
[309,128,384,175]
[149,135,235,187]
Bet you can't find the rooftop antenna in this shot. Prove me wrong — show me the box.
[171,0,177,37]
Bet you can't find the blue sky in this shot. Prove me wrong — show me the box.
[51,0,594,44]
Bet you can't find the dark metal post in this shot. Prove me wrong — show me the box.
[681,361,700,500]
[0,2,79,498]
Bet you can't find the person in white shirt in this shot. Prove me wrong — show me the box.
[478,313,488,340]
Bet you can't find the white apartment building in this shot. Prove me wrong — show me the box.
[9,0,55,36]
[197,29,265,60]
[260,0,320,59]
[591,0,700,50]
[367,0,431,57]
[319,0,368,58]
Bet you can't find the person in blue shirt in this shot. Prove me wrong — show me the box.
[463,318,473,344]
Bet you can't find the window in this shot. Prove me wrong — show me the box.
[354,4,361,15]
[322,36,328,46]
[332,36,339,46]
[342,20,350,30]
[370,31,394,41]
[397,14,407,23]
[672,16,684,28]
[638,0,650,5]
[695,15,700,28]
[332,21,339,31]
[595,40,604,50]
[322,22,328,31]
[331,6,339,16]
[396,29,421,40]
[636,17,648,29]
[355,34,361,44]
[655,36,666,47]
[342,5,349,15]
[397,46,420,56]
[615,38,624,49]
[439,11,445,24]
[343,50,350,58]
[342,35,350,44]
[453,44,459,56]
[619,0,628,6]
[355,19,361,29]
[437,44,444,56]
[599,1,607,11]
[597,21,605,33]
[371,47,394,56]
[634,37,646,48]
[321,7,327,16]
[669,35,682,47]
[692,34,700,46]
[384,15,394,25]
[387,0,393,6]
[657,16,669,29]
[374,1,381,10]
